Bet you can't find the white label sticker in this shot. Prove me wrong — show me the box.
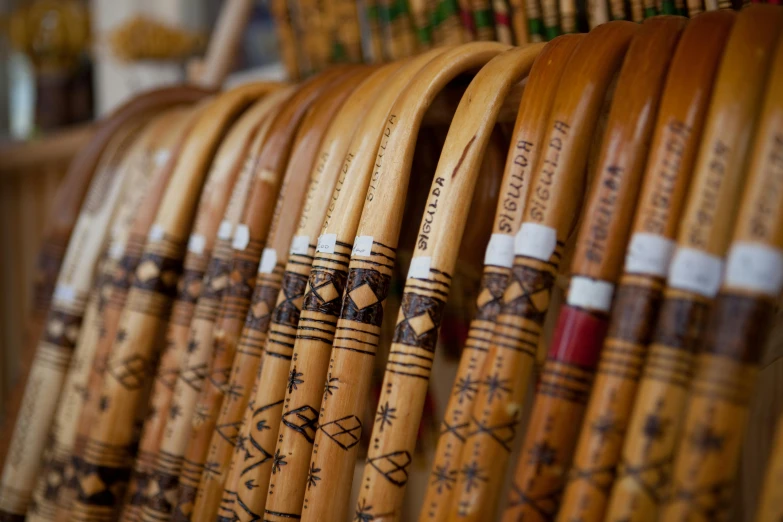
[154,150,170,167]
[352,236,374,256]
[668,247,724,298]
[624,233,676,277]
[317,233,337,254]
[290,235,310,255]
[484,234,515,268]
[515,223,557,261]
[232,224,250,250]
[258,248,278,274]
[567,277,615,312]
[148,223,165,242]
[725,242,783,297]
[217,220,233,241]
[108,240,125,260]
[188,234,206,255]
[408,256,432,279]
[54,284,76,304]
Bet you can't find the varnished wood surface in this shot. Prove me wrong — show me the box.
[118,91,288,522]
[418,35,582,522]
[449,22,637,522]
[65,83,274,522]
[0,115,153,522]
[500,16,686,522]
[57,103,209,522]
[605,6,783,522]
[659,28,783,522]
[555,11,735,522]
[221,48,448,522]
[189,69,368,522]
[214,62,401,522]
[139,96,284,522]
[169,69,350,522]
[26,109,196,522]
[0,86,213,474]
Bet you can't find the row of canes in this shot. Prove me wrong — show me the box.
[2,5,783,522]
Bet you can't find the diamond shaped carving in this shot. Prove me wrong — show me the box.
[252,301,270,318]
[320,415,362,450]
[80,472,106,497]
[408,313,435,336]
[476,288,495,308]
[368,450,412,487]
[282,405,318,442]
[504,281,524,303]
[349,284,379,310]
[137,260,160,282]
[314,282,339,303]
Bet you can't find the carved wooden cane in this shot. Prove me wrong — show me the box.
[0,115,155,522]
[260,41,506,522]
[554,11,735,522]
[169,68,351,522]
[66,82,273,522]
[119,89,289,522]
[54,102,209,522]
[755,413,783,522]
[213,62,400,522]
[26,108,198,522]
[508,0,530,43]
[658,34,783,522]
[500,17,686,522]
[558,0,578,33]
[447,22,637,522]
[0,86,212,475]
[139,96,287,522]
[588,0,610,29]
[604,6,783,522]
[337,43,554,522]
[188,71,368,522]
[213,47,448,522]
[416,35,581,522]
[493,0,514,43]
[540,0,561,39]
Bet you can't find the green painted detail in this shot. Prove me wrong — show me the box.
[661,0,677,13]
[474,8,493,28]
[528,18,543,36]
[544,24,561,40]
[417,26,433,43]
[367,5,379,20]
[332,41,348,62]
[644,6,658,16]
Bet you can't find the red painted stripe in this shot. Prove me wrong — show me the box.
[547,305,609,368]
[495,13,511,26]
[460,10,476,32]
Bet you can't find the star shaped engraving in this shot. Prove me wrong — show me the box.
[288,367,304,393]
[355,499,374,522]
[187,339,199,354]
[169,404,182,420]
[483,372,511,404]
[272,449,287,474]
[323,373,339,400]
[99,395,110,412]
[430,464,457,494]
[454,374,480,404]
[116,329,127,343]
[375,402,397,433]
[528,440,557,475]
[460,460,487,493]
[306,462,321,490]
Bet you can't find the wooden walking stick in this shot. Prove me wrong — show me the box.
[659,35,783,522]
[0,86,212,475]
[493,0,514,43]
[0,117,155,522]
[554,12,735,522]
[303,42,540,522]
[500,17,686,522]
[603,6,783,522]
[54,103,209,522]
[66,83,273,522]
[188,71,368,522]
[588,0,610,29]
[262,41,507,522]
[26,108,198,522]
[139,98,286,522]
[119,90,289,522]
[755,413,783,522]
[435,0,465,45]
[508,0,531,43]
[212,48,447,522]
[415,35,581,522]
[169,69,351,522]
[559,0,578,32]
[448,22,638,522]
[213,62,400,522]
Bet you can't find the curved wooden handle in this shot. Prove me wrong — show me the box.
[198,0,255,88]
[605,6,783,522]
[556,11,735,522]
